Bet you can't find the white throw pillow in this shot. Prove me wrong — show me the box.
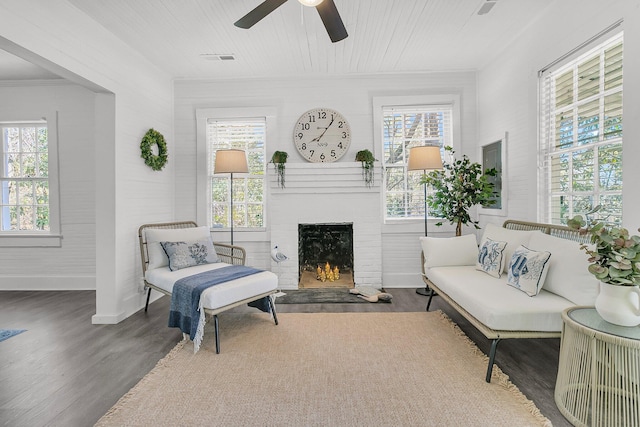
[527,232,599,305]
[476,238,508,278]
[420,234,478,269]
[479,223,541,273]
[160,237,220,271]
[145,226,211,270]
[506,245,552,296]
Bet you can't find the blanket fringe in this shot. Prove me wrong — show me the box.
[433,310,553,427]
[192,299,207,354]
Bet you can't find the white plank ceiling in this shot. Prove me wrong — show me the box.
[1,0,554,81]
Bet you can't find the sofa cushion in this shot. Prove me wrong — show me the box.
[506,245,551,296]
[479,223,541,273]
[527,232,599,306]
[476,238,507,278]
[145,226,211,270]
[420,234,478,268]
[426,266,574,331]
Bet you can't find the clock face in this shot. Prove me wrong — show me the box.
[293,108,351,163]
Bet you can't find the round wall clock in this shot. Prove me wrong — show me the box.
[293,107,351,162]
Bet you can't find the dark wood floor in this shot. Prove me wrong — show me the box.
[0,289,571,427]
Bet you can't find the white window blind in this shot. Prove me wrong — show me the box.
[539,33,623,226]
[206,118,266,229]
[382,105,452,220]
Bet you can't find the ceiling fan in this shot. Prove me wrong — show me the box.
[234,0,348,43]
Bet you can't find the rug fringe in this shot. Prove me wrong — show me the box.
[433,310,553,427]
[94,338,187,426]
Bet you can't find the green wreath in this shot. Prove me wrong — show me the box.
[140,128,168,171]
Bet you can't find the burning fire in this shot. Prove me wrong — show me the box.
[316,262,340,282]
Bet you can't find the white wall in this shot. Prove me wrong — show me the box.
[477,0,640,230]
[0,1,174,323]
[0,83,96,290]
[174,72,477,288]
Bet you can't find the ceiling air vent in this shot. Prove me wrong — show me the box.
[200,54,236,61]
[477,0,497,15]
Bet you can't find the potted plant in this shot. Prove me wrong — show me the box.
[355,149,376,187]
[422,146,497,236]
[568,209,640,326]
[270,151,288,189]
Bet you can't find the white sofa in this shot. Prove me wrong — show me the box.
[420,220,599,382]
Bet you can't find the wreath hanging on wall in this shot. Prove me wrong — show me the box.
[140,128,168,171]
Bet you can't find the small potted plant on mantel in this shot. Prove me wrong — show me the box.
[568,207,640,326]
[422,146,497,236]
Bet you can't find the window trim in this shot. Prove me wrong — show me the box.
[373,94,461,227]
[195,107,275,236]
[0,110,61,247]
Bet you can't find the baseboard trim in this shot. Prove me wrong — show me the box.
[0,275,95,291]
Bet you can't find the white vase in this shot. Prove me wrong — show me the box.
[595,282,640,327]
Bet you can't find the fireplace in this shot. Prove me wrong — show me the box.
[298,223,354,288]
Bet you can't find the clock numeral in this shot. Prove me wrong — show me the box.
[308,115,316,123]
[319,111,327,119]
[320,153,326,160]
[338,142,343,149]
[338,121,344,128]
[331,150,336,158]
[309,149,315,157]
[342,132,348,138]
[297,132,303,140]
[301,123,310,131]
[301,143,307,150]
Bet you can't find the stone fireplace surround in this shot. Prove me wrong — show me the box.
[269,162,382,289]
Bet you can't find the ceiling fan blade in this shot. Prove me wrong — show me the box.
[234,0,289,29]
[316,0,348,43]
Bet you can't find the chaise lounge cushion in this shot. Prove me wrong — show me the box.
[145,226,211,270]
[425,265,574,331]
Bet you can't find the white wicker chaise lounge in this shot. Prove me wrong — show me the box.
[138,221,278,353]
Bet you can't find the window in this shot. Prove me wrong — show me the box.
[1,121,50,231]
[196,107,274,234]
[380,104,453,221]
[539,33,623,226]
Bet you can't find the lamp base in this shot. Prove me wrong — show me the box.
[415,287,432,296]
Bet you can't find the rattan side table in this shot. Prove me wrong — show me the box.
[555,306,640,426]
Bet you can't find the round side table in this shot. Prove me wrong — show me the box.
[555,307,640,426]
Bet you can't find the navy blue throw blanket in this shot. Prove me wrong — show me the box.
[168,265,269,343]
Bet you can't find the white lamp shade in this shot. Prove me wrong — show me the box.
[214,149,249,174]
[407,146,443,171]
[298,0,324,6]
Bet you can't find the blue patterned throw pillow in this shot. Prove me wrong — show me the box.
[160,238,220,271]
[507,245,551,296]
[476,238,508,278]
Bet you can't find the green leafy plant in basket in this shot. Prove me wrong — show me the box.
[422,146,497,236]
[568,206,640,286]
[270,151,288,189]
[355,149,376,187]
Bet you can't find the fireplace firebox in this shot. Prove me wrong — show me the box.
[298,223,354,288]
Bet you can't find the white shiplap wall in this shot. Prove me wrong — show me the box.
[174,72,477,289]
[0,1,174,323]
[0,83,96,290]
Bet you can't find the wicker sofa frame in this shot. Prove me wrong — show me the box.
[138,221,278,353]
[422,219,591,382]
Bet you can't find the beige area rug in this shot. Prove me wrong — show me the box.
[96,311,551,426]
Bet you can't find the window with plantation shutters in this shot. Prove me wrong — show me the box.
[206,118,266,230]
[539,32,623,226]
[381,105,452,220]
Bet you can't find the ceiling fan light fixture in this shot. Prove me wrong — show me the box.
[298,0,324,7]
